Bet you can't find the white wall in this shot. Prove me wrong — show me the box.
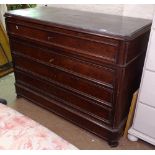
[50,4,124,16]
[43,4,155,20]
[123,4,155,19]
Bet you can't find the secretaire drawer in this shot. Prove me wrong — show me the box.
[15,70,112,124]
[7,22,119,63]
[138,70,155,108]
[133,103,155,139]
[13,54,114,106]
[11,39,115,88]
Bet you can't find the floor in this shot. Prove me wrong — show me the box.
[0,73,154,150]
[0,73,16,104]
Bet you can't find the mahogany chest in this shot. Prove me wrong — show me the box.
[5,7,151,146]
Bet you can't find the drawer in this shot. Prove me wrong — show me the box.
[133,103,155,139]
[139,70,155,108]
[15,70,112,124]
[7,22,119,63]
[13,54,113,106]
[11,39,115,88]
[152,15,155,29]
[145,30,155,71]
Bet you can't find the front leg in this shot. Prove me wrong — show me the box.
[108,140,119,147]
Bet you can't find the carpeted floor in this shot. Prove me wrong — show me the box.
[0,73,154,150]
[0,73,16,104]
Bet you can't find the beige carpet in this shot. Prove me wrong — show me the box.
[0,73,155,150]
[0,73,16,104]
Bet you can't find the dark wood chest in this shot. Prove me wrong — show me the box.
[5,7,151,146]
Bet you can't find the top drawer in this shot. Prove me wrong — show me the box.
[6,22,119,63]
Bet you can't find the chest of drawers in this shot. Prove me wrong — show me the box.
[5,7,151,146]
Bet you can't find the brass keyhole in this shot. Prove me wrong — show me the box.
[49,58,54,63]
[16,25,19,29]
[48,36,54,41]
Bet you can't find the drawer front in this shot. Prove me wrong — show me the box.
[133,103,155,139]
[13,54,113,106]
[145,30,155,71]
[152,16,155,29]
[15,70,112,123]
[139,70,155,108]
[11,39,115,88]
[7,22,118,63]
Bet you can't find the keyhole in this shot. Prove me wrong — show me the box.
[49,58,54,63]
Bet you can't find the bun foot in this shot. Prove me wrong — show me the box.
[108,141,119,147]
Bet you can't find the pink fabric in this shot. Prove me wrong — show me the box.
[0,103,78,150]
